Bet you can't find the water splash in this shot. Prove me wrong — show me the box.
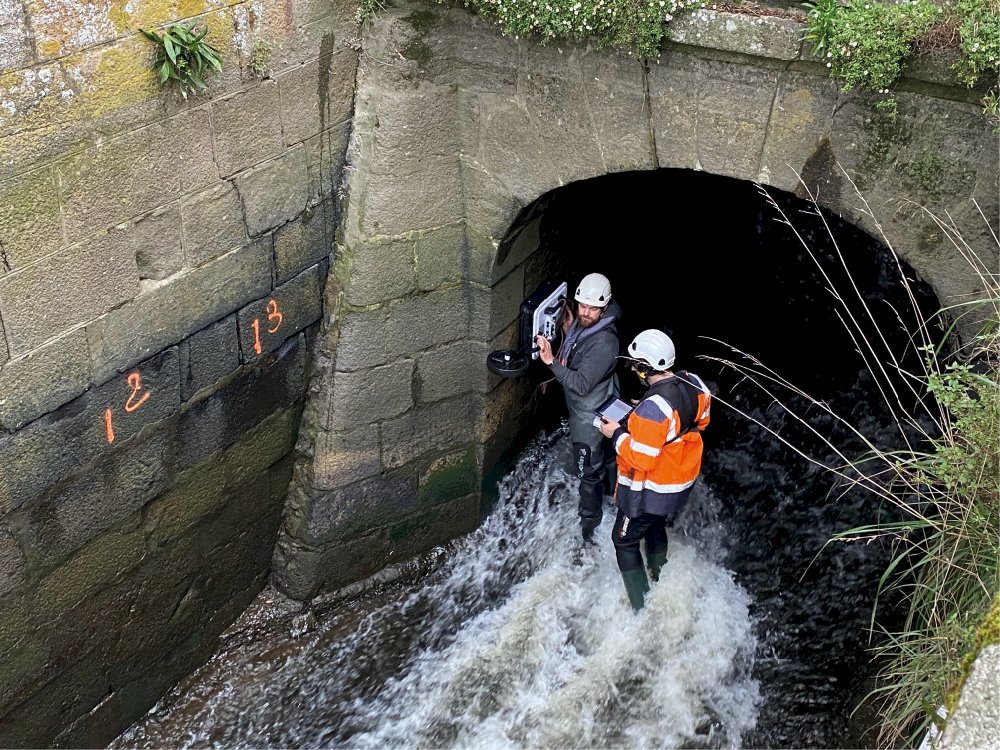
[117,427,759,749]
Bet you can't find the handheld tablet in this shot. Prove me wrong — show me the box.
[594,396,632,428]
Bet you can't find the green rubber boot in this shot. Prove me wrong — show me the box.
[647,550,668,582]
[620,568,650,612]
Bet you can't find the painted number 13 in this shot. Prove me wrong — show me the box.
[251,299,284,355]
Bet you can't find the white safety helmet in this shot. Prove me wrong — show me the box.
[575,273,612,307]
[627,329,676,371]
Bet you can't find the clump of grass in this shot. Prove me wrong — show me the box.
[705,169,999,747]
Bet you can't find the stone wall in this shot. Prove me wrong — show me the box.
[0,0,358,744]
[274,0,999,600]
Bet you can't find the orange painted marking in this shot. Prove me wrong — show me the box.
[252,318,263,355]
[124,372,151,413]
[266,299,283,334]
[104,408,116,444]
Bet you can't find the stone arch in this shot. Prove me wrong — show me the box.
[273,2,998,599]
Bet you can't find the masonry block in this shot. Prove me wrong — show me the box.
[175,334,305,472]
[303,470,417,544]
[236,146,310,236]
[56,109,216,242]
[417,448,479,507]
[380,394,481,469]
[335,284,490,370]
[461,164,522,250]
[223,407,300,488]
[277,49,358,146]
[0,4,31,71]
[0,529,23,598]
[273,202,333,285]
[18,428,171,576]
[415,222,477,290]
[143,457,227,550]
[647,55,701,171]
[0,167,62,271]
[181,183,247,267]
[304,123,351,204]
[415,340,489,403]
[0,328,91,432]
[0,230,139,356]
[132,205,184,281]
[0,317,7,366]
[386,492,479,556]
[327,359,415,429]
[0,347,179,512]
[312,423,382,490]
[237,264,324,363]
[212,81,286,177]
[87,240,271,380]
[178,316,240,403]
[370,82,460,176]
[360,157,463,236]
[345,236,415,306]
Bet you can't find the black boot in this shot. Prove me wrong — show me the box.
[647,550,668,582]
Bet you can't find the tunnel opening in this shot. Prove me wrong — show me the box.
[487,168,946,747]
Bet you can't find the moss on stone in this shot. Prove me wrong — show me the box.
[417,449,478,508]
[401,38,433,67]
[403,8,439,34]
[946,595,1000,713]
[903,145,944,203]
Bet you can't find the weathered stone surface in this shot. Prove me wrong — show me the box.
[224,407,300,488]
[0,229,139,356]
[461,165,522,251]
[369,82,460,176]
[212,81,286,177]
[941,643,1000,750]
[0,3,31,71]
[277,49,358,146]
[670,8,804,60]
[417,449,478,507]
[236,146,310,236]
[336,284,490,370]
[237,263,324,363]
[181,183,247,267]
[34,528,146,624]
[144,458,226,549]
[274,202,332,285]
[380,394,480,469]
[345,237,415,305]
[175,334,305,472]
[0,347,180,513]
[304,123,352,205]
[758,71,841,191]
[647,55,701,171]
[488,263,525,338]
[386,491,479,557]
[581,57,656,174]
[415,340,489,403]
[132,205,184,281]
[56,109,216,242]
[0,167,63,270]
[304,470,418,543]
[327,359,414,429]
[86,240,271,380]
[312,424,382,490]
[178,316,240,402]
[24,0,118,60]
[0,328,91,431]
[0,529,23,597]
[360,157,463,236]
[18,429,170,574]
[0,316,7,366]
[414,222,479,290]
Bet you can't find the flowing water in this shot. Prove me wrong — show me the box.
[116,429,761,749]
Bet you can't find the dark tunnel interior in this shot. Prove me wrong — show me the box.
[495,168,945,748]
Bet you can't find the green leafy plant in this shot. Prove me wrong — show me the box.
[824,0,941,112]
[801,0,841,55]
[141,21,223,98]
[357,0,387,26]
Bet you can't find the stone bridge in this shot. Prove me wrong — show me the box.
[0,0,995,743]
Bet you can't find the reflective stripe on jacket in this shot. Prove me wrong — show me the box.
[612,371,711,517]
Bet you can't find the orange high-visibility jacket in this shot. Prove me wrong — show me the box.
[611,371,712,517]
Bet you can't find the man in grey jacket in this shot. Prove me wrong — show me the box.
[536,273,621,541]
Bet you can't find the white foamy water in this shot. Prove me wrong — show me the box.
[117,427,760,749]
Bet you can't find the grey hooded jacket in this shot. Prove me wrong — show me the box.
[550,299,622,449]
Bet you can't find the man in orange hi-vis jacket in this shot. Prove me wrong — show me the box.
[598,329,712,611]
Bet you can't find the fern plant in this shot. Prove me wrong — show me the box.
[141,22,223,98]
